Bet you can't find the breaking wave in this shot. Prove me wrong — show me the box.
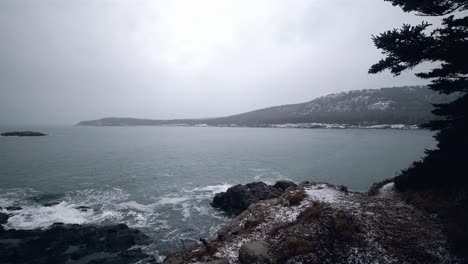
[0,183,232,253]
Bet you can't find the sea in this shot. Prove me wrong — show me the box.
[0,126,436,258]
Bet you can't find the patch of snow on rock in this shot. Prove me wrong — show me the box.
[305,184,340,204]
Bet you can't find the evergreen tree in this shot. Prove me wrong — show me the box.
[369,1,468,191]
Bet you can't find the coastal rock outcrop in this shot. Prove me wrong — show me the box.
[0,223,158,264]
[165,182,460,264]
[212,181,296,215]
[238,240,273,264]
[0,212,8,232]
[0,212,8,225]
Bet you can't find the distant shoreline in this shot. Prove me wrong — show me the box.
[75,123,422,130]
[76,86,453,129]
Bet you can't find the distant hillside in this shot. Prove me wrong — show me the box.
[77,86,455,127]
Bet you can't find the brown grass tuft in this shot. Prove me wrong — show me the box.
[299,201,326,220]
[277,237,315,261]
[333,212,361,242]
[285,188,307,206]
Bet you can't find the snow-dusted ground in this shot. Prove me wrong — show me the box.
[165,183,460,264]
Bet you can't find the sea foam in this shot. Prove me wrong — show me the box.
[4,202,92,230]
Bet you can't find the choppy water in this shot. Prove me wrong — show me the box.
[0,126,435,257]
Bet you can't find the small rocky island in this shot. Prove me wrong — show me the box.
[1,131,47,137]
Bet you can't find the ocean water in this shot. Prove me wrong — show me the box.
[0,126,435,257]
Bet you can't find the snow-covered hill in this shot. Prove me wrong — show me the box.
[78,86,456,127]
[211,86,455,126]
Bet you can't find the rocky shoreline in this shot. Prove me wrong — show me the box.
[165,181,460,264]
[0,211,159,264]
[212,181,297,215]
[1,181,462,264]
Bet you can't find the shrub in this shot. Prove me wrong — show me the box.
[285,188,307,206]
[277,237,315,262]
[400,189,468,257]
[332,212,361,243]
[298,201,326,220]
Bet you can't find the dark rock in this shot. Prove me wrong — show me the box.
[205,259,230,264]
[163,250,186,264]
[212,181,294,215]
[273,181,297,191]
[1,131,47,137]
[0,212,8,225]
[245,214,260,229]
[87,249,155,264]
[339,185,349,194]
[0,223,151,264]
[42,201,61,207]
[238,240,273,264]
[75,205,92,212]
[6,206,22,211]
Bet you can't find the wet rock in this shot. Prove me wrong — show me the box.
[205,259,229,264]
[163,250,186,264]
[0,223,151,264]
[212,181,293,215]
[87,249,157,264]
[238,240,273,264]
[273,181,297,191]
[6,206,22,211]
[75,205,92,212]
[42,201,61,207]
[0,212,8,225]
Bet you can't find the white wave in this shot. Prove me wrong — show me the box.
[249,168,269,172]
[86,209,124,225]
[117,201,158,212]
[4,202,93,230]
[0,197,14,208]
[68,188,129,205]
[157,196,190,205]
[122,211,152,228]
[0,188,40,207]
[191,183,232,195]
[181,203,191,220]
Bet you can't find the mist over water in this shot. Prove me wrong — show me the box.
[0,126,435,256]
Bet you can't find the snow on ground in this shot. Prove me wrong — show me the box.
[304,184,341,204]
[378,182,395,197]
[214,199,310,262]
[171,183,460,263]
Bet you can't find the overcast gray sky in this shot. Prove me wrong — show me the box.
[0,0,434,125]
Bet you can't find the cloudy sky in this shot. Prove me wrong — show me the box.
[0,0,434,125]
